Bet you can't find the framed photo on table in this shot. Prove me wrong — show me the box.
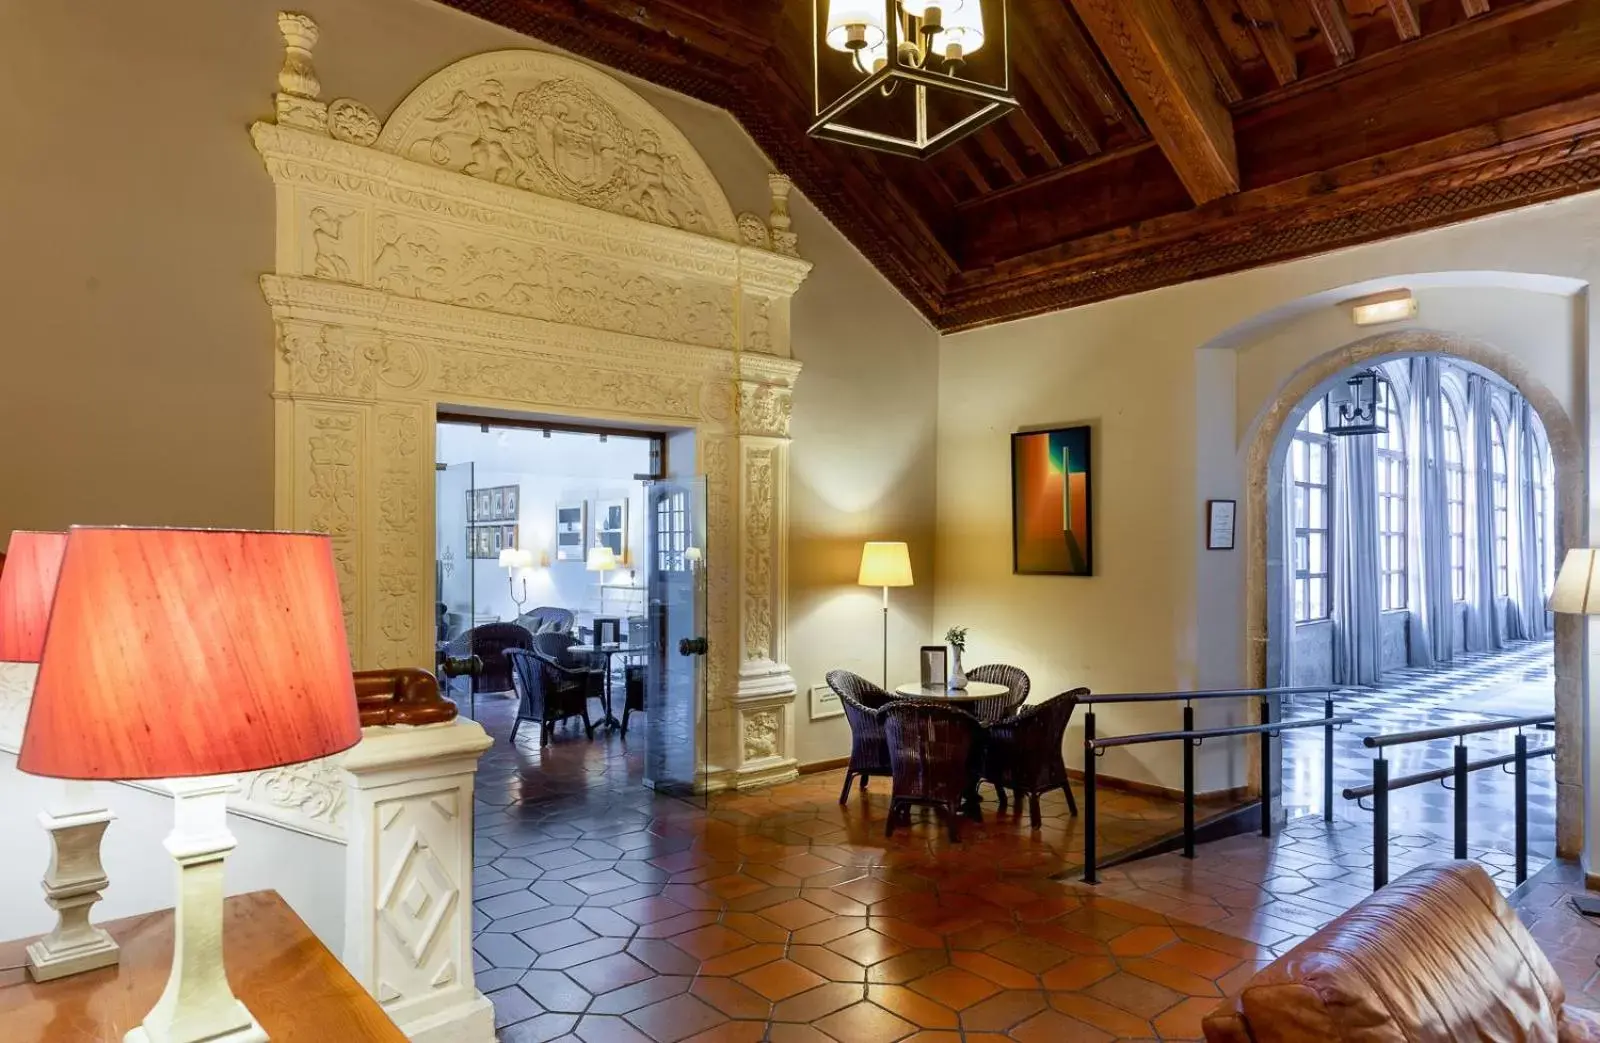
[919,645,948,689]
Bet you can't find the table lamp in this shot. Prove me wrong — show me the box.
[588,545,617,614]
[499,546,535,613]
[858,541,913,687]
[19,527,363,1043]
[1,531,120,982]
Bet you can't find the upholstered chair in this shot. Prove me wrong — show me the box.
[963,663,1031,726]
[508,646,595,746]
[443,621,536,694]
[983,688,1088,827]
[879,701,983,842]
[827,669,897,806]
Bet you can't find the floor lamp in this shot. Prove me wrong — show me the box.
[858,542,913,688]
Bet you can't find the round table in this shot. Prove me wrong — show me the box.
[893,680,1009,701]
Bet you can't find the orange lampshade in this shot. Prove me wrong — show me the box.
[19,527,362,780]
[0,531,68,663]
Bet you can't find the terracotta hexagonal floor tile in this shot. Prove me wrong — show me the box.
[1010,1009,1115,1043]
[770,982,867,1023]
[623,994,729,1043]
[699,942,784,977]
[1085,971,1183,1020]
[689,976,773,1020]
[813,1001,918,1043]
[721,912,792,944]
[1108,924,1179,957]
[760,899,836,931]
[613,897,690,926]
[670,925,752,960]
[1153,995,1221,1039]
[574,1014,654,1043]
[790,916,867,946]
[905,967,1000,1009]
[984,937,1070,974]
[680,1022,767,1043]
[863,985,960,1029]
[736,959,828,1001]
[826,929,909,967]
[789,944,868,982]
[1151,939,1244,979]
[949,951,1037,989]
[1040,956,1118,992]
[959,989,1049,1032]
[1119,957,1224,997]
[1047,994,1153,1039]
[567,953,655,995]
[866,949,950,986]
[767,1023,834,1043]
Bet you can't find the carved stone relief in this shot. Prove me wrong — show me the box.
[743,709,780,762]
[743,449,775,663]
[738,383,792,438]
[328,98,381,146]
[375,794,464,999]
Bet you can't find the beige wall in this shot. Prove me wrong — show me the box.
[938,196,1600,794]
[0,0,939,765]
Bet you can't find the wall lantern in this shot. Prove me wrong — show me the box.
[1327,369,1391,437]
[811,0,1017,158]
[1348,288,1417,326]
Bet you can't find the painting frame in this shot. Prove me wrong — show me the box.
[1011,425,1094,576]
[555,501,588,562]
[1206,499,1237,551]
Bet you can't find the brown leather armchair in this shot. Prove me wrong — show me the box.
[1203,861,1600,1043]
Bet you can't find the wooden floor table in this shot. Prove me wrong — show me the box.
[0,891,407,1042]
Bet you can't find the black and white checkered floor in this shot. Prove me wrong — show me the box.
[1282,638,1555,867]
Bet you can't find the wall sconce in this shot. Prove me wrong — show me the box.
[1347,289,1416,326]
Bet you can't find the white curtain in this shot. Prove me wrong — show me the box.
[1465,374,1504,652]
[1511,396,1550,640]
[1409,357,1453,666]
[1332,433,1381,684]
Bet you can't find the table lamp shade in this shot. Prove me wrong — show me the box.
[587,546,617,572]
[1550,549,1600,614]
[858,541,913,588]
[0,531,68,663]
[19,527,362,780]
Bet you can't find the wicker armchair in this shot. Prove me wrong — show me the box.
[515,606,575,635]
[964,663,1031,726]
[826,670,897,806]
[442,621,536,694]
[982,688,1087,828]
[507,644,596,746]
[879,702,983,842]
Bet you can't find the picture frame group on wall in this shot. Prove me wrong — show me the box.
[467,524,519,560]
[466,484,522,558]
[1011,425,1094,576]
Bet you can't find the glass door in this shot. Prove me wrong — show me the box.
[643,477,709,803]
[435,461,478,718]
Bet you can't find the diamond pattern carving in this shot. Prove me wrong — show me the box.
[379,825,460,970]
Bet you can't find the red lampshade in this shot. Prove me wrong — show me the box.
[19,527,362,780]
[0,531,68,663]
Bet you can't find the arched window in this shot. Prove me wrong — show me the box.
[1374,381,1406,610]
[1492,413,1510,597]
[1292,398,1332,623]
[1443,393,1467,602]
[1528,427,1554,599]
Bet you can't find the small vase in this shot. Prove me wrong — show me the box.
[949,647,968,690]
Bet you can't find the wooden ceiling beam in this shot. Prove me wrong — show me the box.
[1181,0,1245,104]
[1009,107,1066,168]
[1069,0,1240,203]
[976,130,1028,183]
[1460,0,1491,15]
[1306,0,1356,66]
[1236,0,1300,85]
[1389,0,1424,39]
[1050,3,1148,135]
[947,143,996,195]
[1012,33,1103,154]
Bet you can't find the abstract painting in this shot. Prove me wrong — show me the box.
[1012,426,1093,575]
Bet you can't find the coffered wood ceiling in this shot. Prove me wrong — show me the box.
[442,0,1600,330]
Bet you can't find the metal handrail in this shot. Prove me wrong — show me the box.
[1343,745,1554,800]
[1089,715,1358,750]
[1363,713,1554,749]
[1079,685,1350,706]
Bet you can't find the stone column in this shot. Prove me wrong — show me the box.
[341,719,495,1043]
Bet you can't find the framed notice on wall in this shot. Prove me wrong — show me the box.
[1206,499,1237,551]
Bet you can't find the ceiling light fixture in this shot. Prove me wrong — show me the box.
[812,0,1015,158]
[1347,289,1417,326]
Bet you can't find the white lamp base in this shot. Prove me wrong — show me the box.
[125,776,269,1043]
[26,799,120,982]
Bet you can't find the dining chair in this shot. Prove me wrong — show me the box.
[982,688,1088,828]
[879,701,983,842]
[964,663,1031,725]
[826,669,896,806]
[507,646,595,746]
[442,621,536,695]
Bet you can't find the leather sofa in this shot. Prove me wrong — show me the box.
[1203,861,1600,1042]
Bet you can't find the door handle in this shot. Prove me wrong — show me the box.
[678,637,709,657]
[441,655,482,678]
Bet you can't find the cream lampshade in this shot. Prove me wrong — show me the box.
[825,0,887,52]
[859,541,913,687]
[586,546,619,573]
[1550,549,1600,614]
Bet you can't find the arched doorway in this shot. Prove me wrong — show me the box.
[1244,330,1582,859]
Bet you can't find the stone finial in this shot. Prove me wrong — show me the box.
[767,174,799,257]
[277,12,321,98]
[275,12,329,134]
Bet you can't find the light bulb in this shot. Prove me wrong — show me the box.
[825,0,887,53]
[853,40,889,75]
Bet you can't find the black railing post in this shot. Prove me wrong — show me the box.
[1515,732,1529,885]
[1453,741,1469,860]
[1373,755,1389,890]
[1323,696,1335,823]
[1182,703,1195,859]
[1259,696,1273,838]
[1083,710,1097,884]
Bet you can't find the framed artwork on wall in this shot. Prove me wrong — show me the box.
[1206,499,1237,551]
[1012,426,1094,576]
[556,502,588,561]
[808,684,844,721]
[505,487,519,519]
[595,498,629,561]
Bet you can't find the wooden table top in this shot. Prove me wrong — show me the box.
[0,891,407,1042]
